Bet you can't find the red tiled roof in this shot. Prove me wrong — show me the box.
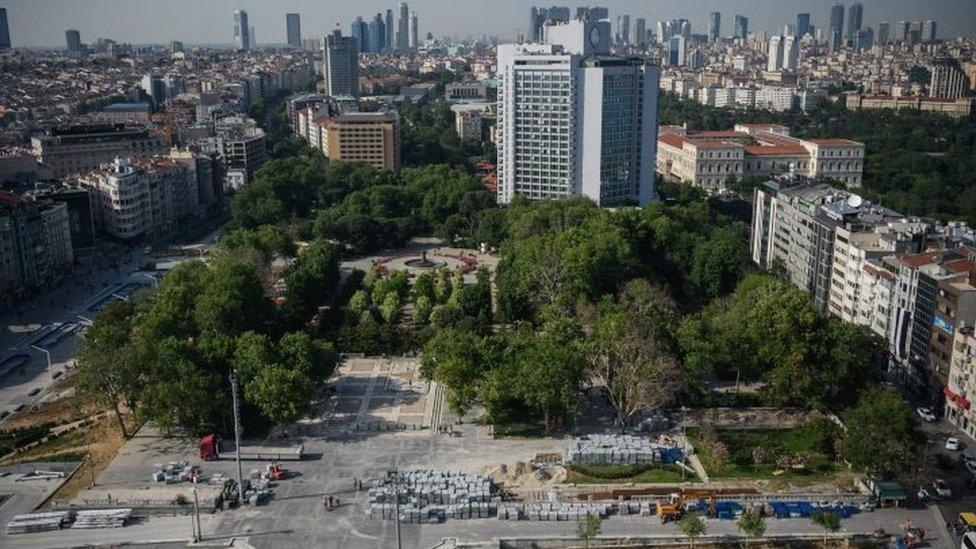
[899,251,941,268]
[691,139,741,149]
[688,130,745,139]
[944,259,975,274]
[658,133,687,149]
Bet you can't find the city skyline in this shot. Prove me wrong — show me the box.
[3,0,975,47]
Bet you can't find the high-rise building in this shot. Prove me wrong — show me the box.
[669,36,686,67]
[286,13,301,48]
[214,116,267,189]
[796,13,811,38]
[316,112,401,171]
[619,14,631,45]
[368,14,386,53]
[323,28,360,98]
[65,29,81,52]
[250,26,256,47]
[408,11,418,49]
[656,21,667,43]
[921,20,937,42]
[351,16,368,53]
[141,73,166,105]
[766,35,783,71]
[828,4,845,52]
[385,10,395,50]
[847,3,863,40]
[677,18,691,40]
[529,7,540,42]
[782,35,797,70]
[634,18,646,45]
[233,10,251,50]
[496,20,660,207]
[0,8,10,51]
[398,2,409,50]
[853,27,874,52]
[877,21,890,45]
[708,12,721,42]
[930,56,969,99]
[896,21,910,43]
[0,193,74,302]
[575,7,608,22]
[734,15,748,39]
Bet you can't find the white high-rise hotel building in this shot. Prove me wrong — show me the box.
[496,19,660,206]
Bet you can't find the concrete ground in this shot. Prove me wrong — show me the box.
[0,462,80,537]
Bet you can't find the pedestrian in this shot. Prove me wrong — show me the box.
[353,477,358,491]
[335,496,340,508]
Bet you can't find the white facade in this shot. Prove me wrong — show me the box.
[497,20,659,207]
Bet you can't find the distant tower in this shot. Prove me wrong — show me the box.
[828,3,844,51]
[708,12,721,42]
[286,14,301,48]
[409,11,418,49]
[846,3,863,40]
[796,13,811,38]
[734,15,748,39]
[323,28,360,97]
[385,9,395,50]
[0,8,10,51]
[65,29,81,51]
[233,10,251,50]
[398,2,409,50]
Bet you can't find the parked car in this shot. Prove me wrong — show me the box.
[918,407,938,422]
[933,479,953,498]
[948,437,962,451]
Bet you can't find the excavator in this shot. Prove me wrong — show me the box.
[656,489,716,523]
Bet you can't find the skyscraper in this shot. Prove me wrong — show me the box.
[286,13,301,48]
[65,29,81,52]
[708,12,721,42]
[734,15,748,39]
[408,11,418,49]
[351,16,368,53]
[385,10,395,50]
[0,8,10,51]
[767,35,783,71]
[233,10,251,50]
[398,2,409,50]
[323,28,359,97]
[782,35,797,70]
[529,7,540,42]
[896,21,910,43]
[368,14,386,53]
[877,21,890,45]
[250,26,256,47]
[828,4,845,52]
[847,3,863,40]
[634,18,646,45]
[930,56,968,99]
[669,36,686,67]
[677,18,691,40]
[496,19,660,207]
[796,13,811,38]
[921,20,937,42]
[620,14,630,45]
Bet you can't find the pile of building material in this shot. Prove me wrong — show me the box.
[5,511,71,534]
[567,435,683,465]
[151,461,202,483]
[15,469,66,482]
[366,470,501,522]
[497,502,611,521]
[72,509,132,529]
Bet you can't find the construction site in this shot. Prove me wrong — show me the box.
[0,355,946,548]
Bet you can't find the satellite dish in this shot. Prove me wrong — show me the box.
[848,194,863,208]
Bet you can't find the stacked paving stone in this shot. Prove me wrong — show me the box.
[5,511,71,534]
[72,509,132,529]
[366,470,500,522]
[567,435,664,465]
[497,502,611,521]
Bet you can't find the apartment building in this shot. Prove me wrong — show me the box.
[214,116,267,190]
[31,124,166,177]
[658,124,864,193]
[78,156,210,242]
[454,108,484,141]
[945,326,976,440]
[0,191,74,304]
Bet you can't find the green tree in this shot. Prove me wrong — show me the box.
[690,224,750,298]
[75,300,139,438]
[420,329,487,415]
[737,508,766,538]
[414,295,433,325]
[380,292,402,324]
[680,514,707,548]
[194,258,273,338]
[246,365,312,424]
[575,514,602,548]
[283,240,341,320]
[811,510,841,546]
[518,320,587,432]
[841,388,920,476]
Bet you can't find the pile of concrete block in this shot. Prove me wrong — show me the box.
[501,502,611,522]
[5,511,71,534]
[151,461,202,484]
[365,470,500,522]
[567,435,662,465]
[617,500,656,516]
[72,509,132,529]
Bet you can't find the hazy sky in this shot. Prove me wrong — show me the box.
[3,0,975,47]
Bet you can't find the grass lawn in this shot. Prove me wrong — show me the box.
[566,463,691,484]
[687,423,842,481]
